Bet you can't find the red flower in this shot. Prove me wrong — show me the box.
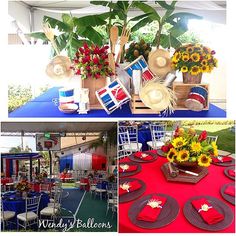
[95,73,101,79]
[76,69,81,75]
[74,59,79,64]
[94,46,100,54]
[86,65,91,71]
[198,130,207,142]
[84,49,90,56]
[82,56,90,64]
[83,43,89,49]
[161,145,170,153]
[211,50,216,55]
[79,47,84,54]
[76,52,80,58]
[93,57,99,64]
[174,126,179,138]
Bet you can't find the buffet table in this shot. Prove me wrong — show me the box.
[9,87,226,118]
[119,153,235,233]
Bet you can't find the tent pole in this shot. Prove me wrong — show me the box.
[29,157,32,182]
[49,150,52,177]
[38,159,40,174]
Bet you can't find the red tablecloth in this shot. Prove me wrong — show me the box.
[30,183,54,192]
[0,178,13,185]
[60,173,73,182]
[119,153,235,233]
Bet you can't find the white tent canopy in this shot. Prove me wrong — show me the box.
[8,0,226,33]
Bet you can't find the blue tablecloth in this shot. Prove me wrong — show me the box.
[2,191,49,229]
[9,87,226,118]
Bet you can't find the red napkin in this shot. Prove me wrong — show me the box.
[119,180,141,196]
[137,196,166,222]
[135,152,153,160]
[212,156,233,163]
[191,198,224,225]
[228,169,235,177]
[224,185,235,196]
[119,165,138,173]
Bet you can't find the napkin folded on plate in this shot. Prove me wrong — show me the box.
[137,196,166,222]
[224,185,235,197]
[119,180,141,196]
[228,169,235,177]
[134,152,153,160]
[191,198,224,225]
[212,156,233,163]
[119,164,138,173]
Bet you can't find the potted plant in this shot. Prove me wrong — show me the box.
[171,44,218,83]
[161,127,218,169]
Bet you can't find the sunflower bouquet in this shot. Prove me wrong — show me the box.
[16,180,31,192]
[162,127,218,167]
[171,44,218,75]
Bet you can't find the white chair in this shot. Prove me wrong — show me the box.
[147,123,167,150]
[106,191,117,216]
[47,190,62,209]
[119,125,142,152]
[17,195,41,230]
[118,131,132,159]
[1,200,16,231]
[40,191,61,223]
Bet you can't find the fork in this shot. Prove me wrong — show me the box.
[116,27,130,64]
[43,22,60,55]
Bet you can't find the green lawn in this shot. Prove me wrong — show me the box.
[183,125,235,153]
[62,182,76,188]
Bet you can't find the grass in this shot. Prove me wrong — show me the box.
[62,182,76,188]
[183,125,235,153]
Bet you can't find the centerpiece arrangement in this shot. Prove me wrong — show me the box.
[16,180,31,198]
[162,127,218,168]
[30,1,220,116]
[171,44,218,84]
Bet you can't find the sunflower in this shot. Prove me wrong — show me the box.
[190,66,200,75]
[213,58,218,67]
[186,46,194,53]
[201,65,210,73]
[211,141,218,157]
[201,59,208,66]
[182,53,190,62]
[190,53,200,62]
[172,52,181,63]
[167,148,178,162]
[180,66,188,73]
[191,141,202,153]
[172,137,188,149]
[206,54,212,60]
[193,45,202,52]
[198,154,212,167]
[176,150,190,162]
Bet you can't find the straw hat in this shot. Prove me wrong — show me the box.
[139,79,176,113]
[46,55,74,80]
[148,49,172,78]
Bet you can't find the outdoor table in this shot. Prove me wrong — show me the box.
[2,191,50,229]
[119,152,235,233]
[9,87,226,118]
[80,178,89,191]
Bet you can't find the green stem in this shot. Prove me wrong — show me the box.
[156,21,163,49]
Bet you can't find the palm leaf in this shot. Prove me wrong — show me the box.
[74,15,107,27]
[131,17,153,32]
[43,16,71,32]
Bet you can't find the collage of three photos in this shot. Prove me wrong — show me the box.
[1,0,235,234]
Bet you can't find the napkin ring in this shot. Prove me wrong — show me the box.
[198,204,213,212]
